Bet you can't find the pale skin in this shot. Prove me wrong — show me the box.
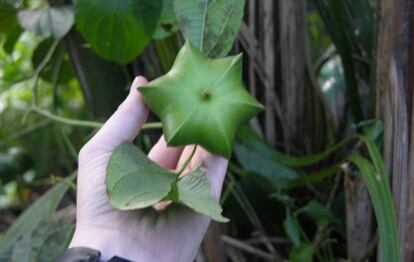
[69,76,228,261]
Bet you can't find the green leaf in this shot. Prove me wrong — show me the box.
[233,142,301,190]
[314,0,371,123]
[0,0,22,54]
[318,55,346,122]
[153,0,179,39]
[106,144,228,222]
[9,221,74,262]
[75,0,162,63]
[298,200,338,225]
[17,6,74,38]
[348,153,400,262]
[237,126,355,167]
[356,119,383,143]
[3,24,23,54]
[0,1,17,33]
[175,169,229,222]
[289,244,314,262]
[32,38,74,84]
[12,235,32,262]
[283,210,302,247]
[0,182,69,258]
[140,41,263,158]
[287,165,340,189]
[36,223,75,262]
[174,0,245,57]
[106,143,177,210]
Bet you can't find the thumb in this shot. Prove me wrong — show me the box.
[201,151,228,200]
[85,76,149,153]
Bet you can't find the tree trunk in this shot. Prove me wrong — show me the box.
[262,0,278,146]
[344,175,373,260]
[374,0,414,260]
[279,0,306,153]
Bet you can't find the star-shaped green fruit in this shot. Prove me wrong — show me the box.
[139,41,264,158]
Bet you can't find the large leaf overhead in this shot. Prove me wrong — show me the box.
[75,0,162,63]
[174,0,245,57]
[17,6,74,38]
[139,41,264,158]
[106,143,177,210]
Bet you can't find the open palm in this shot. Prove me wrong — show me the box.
[69,77,228,261]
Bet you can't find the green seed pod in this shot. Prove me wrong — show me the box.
[139,41,264,158]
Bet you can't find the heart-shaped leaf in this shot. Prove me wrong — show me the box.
[106,143,228,222]
[139,40,264,158]
[106,143,177,210]
[75,0,162,63]
[175,169,229,222]
[174,0,245,57]
[17,6,74,39]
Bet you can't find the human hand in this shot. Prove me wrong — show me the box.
[69,76,228,261]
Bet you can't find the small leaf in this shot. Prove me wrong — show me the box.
[175,169,229,222]
[283,211,301,247]
[106,143,177,210]
[298,200,338,225]
[234,142,301,190]
[140,41,263,158]
[289,244,314,262]
[174,0,245,57]
[75,0,162,63]
[17,6,74,38]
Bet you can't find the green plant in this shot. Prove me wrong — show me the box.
[106,1,262,221]
[0,0,403,261]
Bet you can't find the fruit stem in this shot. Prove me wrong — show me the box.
[177,145,197,176]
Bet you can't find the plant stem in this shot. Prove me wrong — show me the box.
[32,39,60,106]
[31,107,103,128]
[52,175,77,191]
[30,107,162,130]
[177,145,197,176]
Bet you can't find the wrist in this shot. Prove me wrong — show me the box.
[69,226,142,261]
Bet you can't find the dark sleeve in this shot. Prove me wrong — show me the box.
[56,247,132,262]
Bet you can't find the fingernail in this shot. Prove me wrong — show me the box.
[130,76,148,92]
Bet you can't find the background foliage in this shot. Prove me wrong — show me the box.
[0,0,407,261]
